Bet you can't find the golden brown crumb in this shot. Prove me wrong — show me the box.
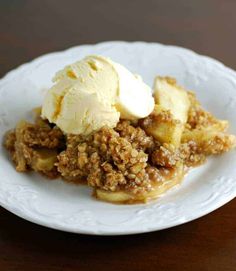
[151,143,180,168]
[4,120,64,178]
[140,108,179,128]
[198,134,236,155]
[179,141,206,167]
[4,130,16,154]
[57,126,158,194]
[187,91,227,130]
[22,124,64,149]
[115,120,155,151]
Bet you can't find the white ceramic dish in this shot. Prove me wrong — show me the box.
[0,41,236,235]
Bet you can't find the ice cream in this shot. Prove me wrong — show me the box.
[42,55,154,135]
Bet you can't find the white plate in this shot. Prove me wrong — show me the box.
[0,41,236,235]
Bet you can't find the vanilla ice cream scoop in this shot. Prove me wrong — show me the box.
[42,55,154,135]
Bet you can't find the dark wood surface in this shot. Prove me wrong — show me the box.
[0,1,236,270]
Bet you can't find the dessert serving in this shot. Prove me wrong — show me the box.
[3,55,236,204]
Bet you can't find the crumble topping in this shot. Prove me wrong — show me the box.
[3,85,236,202]
[57,125,159,194]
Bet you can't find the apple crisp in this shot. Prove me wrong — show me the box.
[3,77,236,203]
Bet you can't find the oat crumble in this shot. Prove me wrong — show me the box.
[3,82,236,203]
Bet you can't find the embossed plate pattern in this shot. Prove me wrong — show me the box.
[0,41,236,235]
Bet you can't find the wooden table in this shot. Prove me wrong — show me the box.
[1,1,236,270]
